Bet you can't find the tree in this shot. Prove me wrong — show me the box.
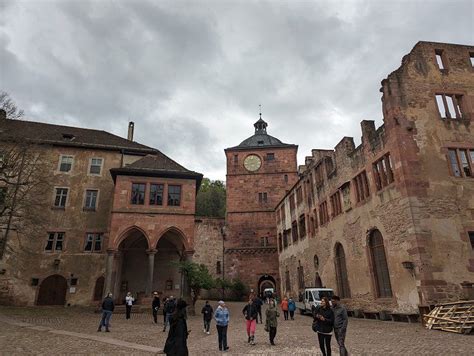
[196,178,226,217]
[176,261,215,308]
[0,92,24,120]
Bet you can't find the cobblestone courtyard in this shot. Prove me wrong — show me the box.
[1,301,473,355]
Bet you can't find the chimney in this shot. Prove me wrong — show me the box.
[0,109,6,120]
[127,121,134,141]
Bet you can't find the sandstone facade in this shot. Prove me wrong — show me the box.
[276,41,474,315]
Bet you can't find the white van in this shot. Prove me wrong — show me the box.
[295,288,334,315]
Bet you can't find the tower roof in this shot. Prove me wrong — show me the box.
[225,116,296,151]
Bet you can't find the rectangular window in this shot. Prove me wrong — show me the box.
[447,148,474,178]
[84,189,98,210]
[319,201,329,225]
[373,154,394,191]
[168,185,181,206]
[435,94,463,119]
[45,232,65,251]
[150,184,164,205]
[54,188,68,208]
[278,233,283,251]
[469,232,474,249]
[284,174,288,183]
[470,52,474,67]
[283,230,289,248]
[435,49,446,70]
[261,236,269,247]
[330,191,343,217]
[131,183,146,205]
[258,192,268,203]
[354,171,370,203]
[59,155,73,172]
[216,261,222,274]
[298,215,306,239]
[89,158,103,175]
[266,153,275,161]
[289,193,295,212]
[296,187,303,205]
[84,233,103,252]
[291,221,298,243]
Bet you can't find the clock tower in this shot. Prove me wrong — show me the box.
[224,116,298,295]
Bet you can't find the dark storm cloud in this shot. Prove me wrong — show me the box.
[1,0,473,179]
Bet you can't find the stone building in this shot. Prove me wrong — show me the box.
[276,41,474,315]
[224,117,298,294]
[0,117,202,306]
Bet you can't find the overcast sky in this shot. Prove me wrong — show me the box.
[1,0,473,180]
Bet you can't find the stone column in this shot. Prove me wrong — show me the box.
[146,249,157,296]
[104,249,116,297]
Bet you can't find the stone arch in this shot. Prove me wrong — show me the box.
[258,274,277,297]
[115,225,151,250]
[156,226,190,252]
[37,274,67,306]
[334,242,351,299]
[367,228,393,298]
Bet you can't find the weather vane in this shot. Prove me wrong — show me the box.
[259,104,262,119]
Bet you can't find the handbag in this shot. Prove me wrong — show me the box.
[312,320,318,333]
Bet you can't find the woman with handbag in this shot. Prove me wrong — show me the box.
[312,297,334,356]
[265,299,280,345]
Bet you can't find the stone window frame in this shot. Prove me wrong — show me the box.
[446,147,474,178]
[83,188,99,211]
[334,242,351,299]
[265,152,275,161]
[318,200,329,226]
[470,51,474,68]
[44,231,66,252]
[296,186,303,205]
[367,228,393,299]
[130,182,147,205]
[283,229,289,249]
[278,233,283,252]
[291,221,298,244]
[289,193,296,213]
[167,184,182,207]
[372,153,394,191]
[88,157,104,176]
[261,236,269,247]
[434,48,449,72]
[353,170,370,203]
[84,232,103,252]
[149,183,165,206]
[57,154,74,174]
[258,192,268,203]
[52,186,69,209]
[435,93,464,120]
[330,190,343,218]
[298,214,306,240]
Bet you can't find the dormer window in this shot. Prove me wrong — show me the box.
[257,140,264,145]
[62,133,75,141]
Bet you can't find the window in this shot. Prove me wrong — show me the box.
[258,192,268,203]
[319,201,329,225]
[296,187,303,205]
[216,261,222,274]
[435,94,463,119]
[84,233,103,252]
[261,236,269,247]
[470,52,474,67]
[45,232,64,251]
[369,230,393,298]
[298,215,306,239]
[330,191,342,217]
[59,155,73,172]
[469,232,474,249]
[354,171,370,202]
[447,148,474,178]
[284,174,288,183]
[266,153,275,161]
[315,163,324,187]
[297,261,305,290]
[84,189,98,210]
[289,193,295,212]
[168,185,181,206]
[150,184,164,205]
[334,243,351,298]
[435,49,447,70]
[373,153,394,191]
[314,254,319,269]
[283,230,289,249]
[278,233,283,251]
[70,278,78,286]
[54,188,68,208]
[131,183,146,205]
[291,221,298,243]
[89,158,103,175]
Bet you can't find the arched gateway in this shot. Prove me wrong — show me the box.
[37,274,67,305]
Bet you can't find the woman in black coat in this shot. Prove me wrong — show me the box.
[164,299,189,356]
[313,297,334,356]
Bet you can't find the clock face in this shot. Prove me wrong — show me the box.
[244,154,262,172]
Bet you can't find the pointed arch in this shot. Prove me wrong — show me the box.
[334,242,351,298]
[115,225,151,250]
[368,229,392,298]
[156,226,190,251]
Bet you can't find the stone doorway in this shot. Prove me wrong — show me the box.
[258,274,276,297]
[93,276,105,301]
[37,274,67,306]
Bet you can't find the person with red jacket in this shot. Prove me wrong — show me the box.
[280,297,289,320]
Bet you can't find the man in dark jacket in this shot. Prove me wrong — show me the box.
[331,295,348,356]
[201,300,214,334]
[254,296,264,323]
[164,299,189,356]
[152,292,161,324]
[242,298,259,345]
[163,296,176,332]
[97,293,114,332]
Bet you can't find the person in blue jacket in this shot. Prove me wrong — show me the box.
[288,297,296,320]
[214,300,230,352]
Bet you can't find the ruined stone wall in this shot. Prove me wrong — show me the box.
[193,217,225,280]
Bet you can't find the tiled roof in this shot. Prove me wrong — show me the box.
[0,118,155,153]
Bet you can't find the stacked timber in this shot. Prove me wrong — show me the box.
[423,300,473,334]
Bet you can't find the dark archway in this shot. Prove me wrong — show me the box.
[93,276,105,301]
[369,229,393,298]
[258,274,276,297]
[315,273,323,288]
[334,243,351,298]
[37,275,67,306]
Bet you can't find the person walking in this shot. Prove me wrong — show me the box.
[125,292,134,320]
[313,297,334,356]
[152,292,161,324]
[163,299,190,356]
[214,300,230,352]
[97,293,114,332]
[242,297,258,345]
[163,296,176,332]
[280,297,289,320]
[254,296,263,323]
[288,297,296,320]
[201,300,214,334]
[265,299,280,346]
[163,297,169,325]
[331,295,349,356]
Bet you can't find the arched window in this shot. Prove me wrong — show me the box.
[314,254,319,270]
[369,230,393,298]
[334,243,351,298]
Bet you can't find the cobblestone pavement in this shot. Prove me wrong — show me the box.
[1,301,473,355]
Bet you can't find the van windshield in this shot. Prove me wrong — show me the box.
[318,290,334,300]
